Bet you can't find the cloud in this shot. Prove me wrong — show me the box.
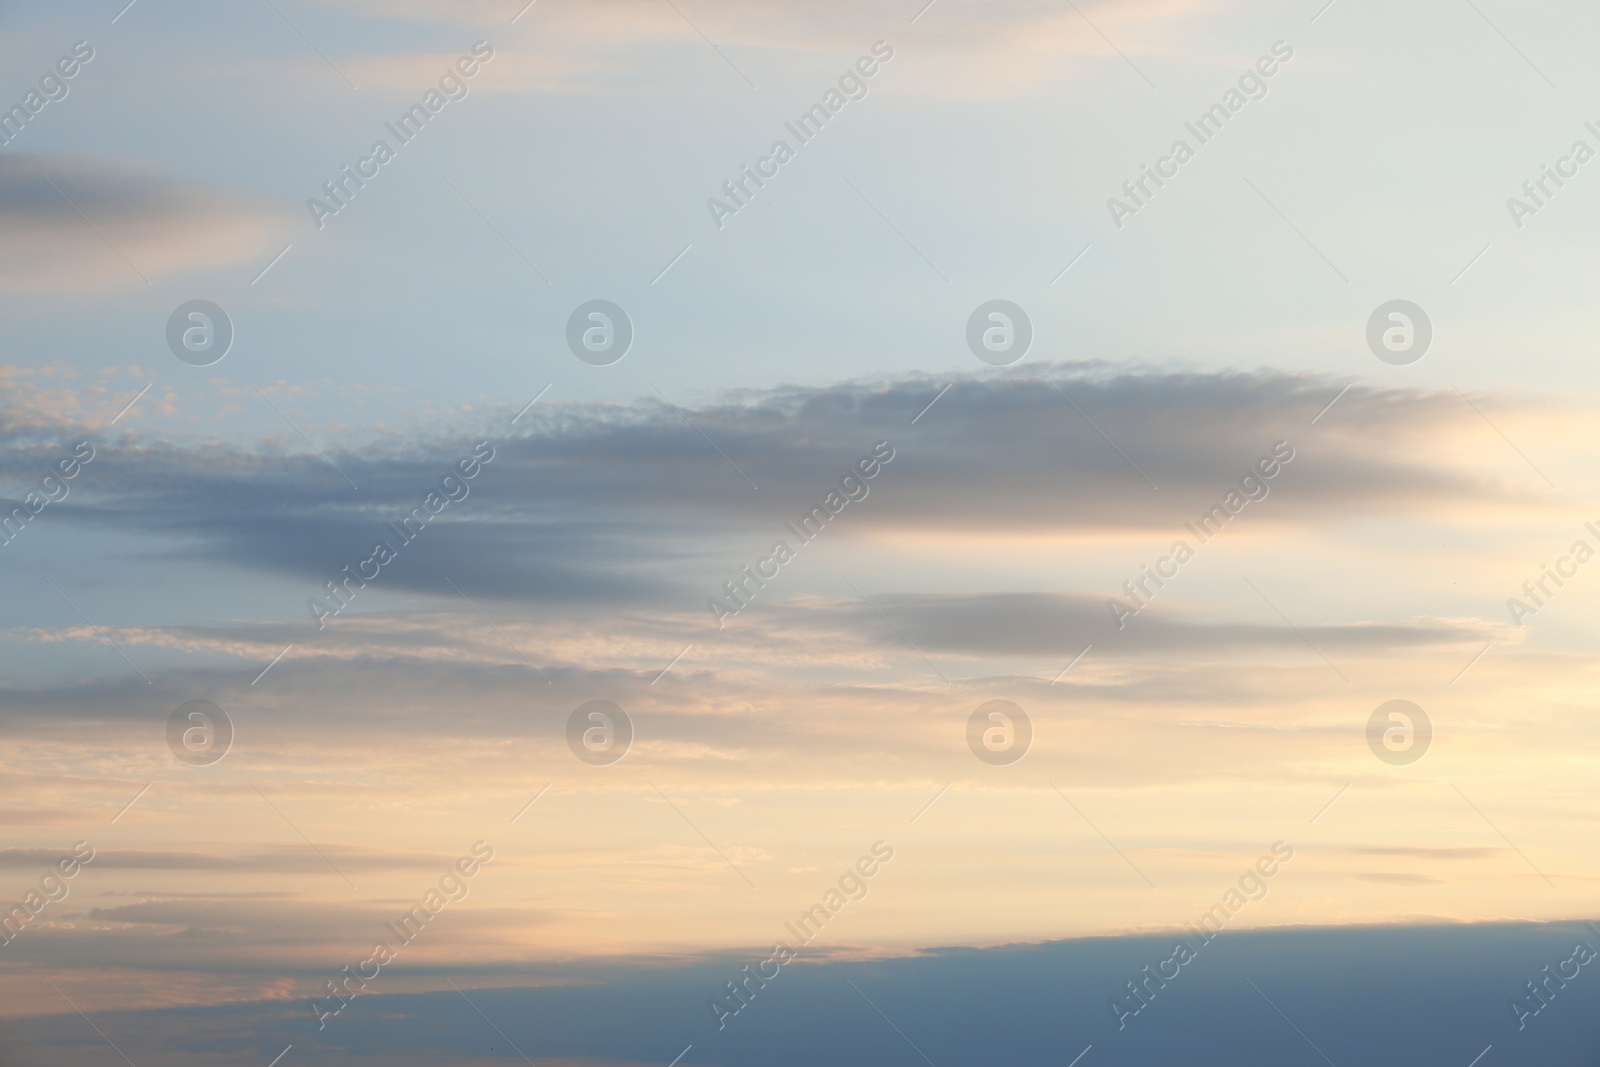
[0,808,77,827]
[786,591,1510,659]
[9,367,1552,612]
[0,364,170,440]
[3,888,555,976]
[7,921,1599,1065]
[0,846,463,873]
[0,156,284,291]
[331,0,1215,98]
[0,584,1511,738]
[1353,872,1446,886]
[1345,847,1505,860]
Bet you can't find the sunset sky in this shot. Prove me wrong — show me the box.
[4,1,1600,1065]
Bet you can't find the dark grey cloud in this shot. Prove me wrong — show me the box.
[8,367,1524,609]
[815,591,1504,658]
[7,922,1599,1067]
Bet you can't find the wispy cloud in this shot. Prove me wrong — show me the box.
[0,156,284,291]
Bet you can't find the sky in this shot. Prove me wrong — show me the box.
[4,0,1600,1065]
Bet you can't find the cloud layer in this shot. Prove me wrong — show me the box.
[0,156,282,291]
